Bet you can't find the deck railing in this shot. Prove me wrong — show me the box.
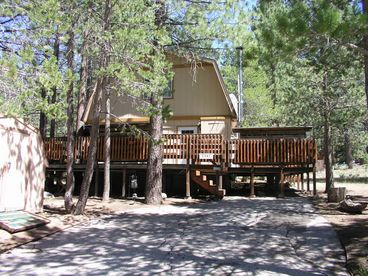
[226,138,316,165]
[44,134,317,166]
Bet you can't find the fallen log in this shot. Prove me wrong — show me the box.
[338,199,367,214]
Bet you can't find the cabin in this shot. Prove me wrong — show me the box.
[44,55,317,199]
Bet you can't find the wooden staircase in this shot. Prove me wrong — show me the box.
[190,170,226,198]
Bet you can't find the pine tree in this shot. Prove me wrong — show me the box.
[254,0,367,191]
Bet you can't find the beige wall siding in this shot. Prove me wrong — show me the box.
[163,118,232,138]
[163,119,199,134]
[200,118,232,139]
[0,118,46,213]
[101,93,143,119]
[92,60,235,136]
[97,64,233,120]
[165,66,232,116]
[201,120,225,135]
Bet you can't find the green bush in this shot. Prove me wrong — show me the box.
[355,266,368,276]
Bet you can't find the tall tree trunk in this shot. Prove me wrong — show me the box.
[64,30,75,213]
[269,62,277,108]
[145,94,163,204]
[39,88,47,139]
[102,0,112,202]
[145,0,165,205]
[74,81,103,215]
[74,0,111,214]
[76,29,90,132]
[50,33,60,137]
[322,73,334,192]
[102,82,111,202]
[324,111,334,192]
[344,129,353,169]
[363,0,368,109]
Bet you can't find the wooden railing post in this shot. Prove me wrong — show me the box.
[187,135,191,165]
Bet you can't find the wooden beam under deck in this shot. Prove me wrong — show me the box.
[48,162,313,174]
[47,162,314,177]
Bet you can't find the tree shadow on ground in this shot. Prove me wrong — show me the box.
[0,197,347,275]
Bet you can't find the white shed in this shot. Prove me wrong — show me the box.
[0,117,47,213]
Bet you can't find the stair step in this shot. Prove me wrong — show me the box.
[190,169,226,198]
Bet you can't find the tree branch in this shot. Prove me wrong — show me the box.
[345,42,368,56]
[0,14,22,25]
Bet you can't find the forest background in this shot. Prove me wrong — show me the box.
[0,0,367,213]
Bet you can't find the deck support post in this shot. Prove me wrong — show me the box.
[307,166,310,192]
[122,168,126,198]
[267,175,276,192]
[185,167,191,199]
[217,172,223,190]
[250,168,256,198]
[278,169,285,198]
[312,163,317,196]
[296,175,300,190]
[301,173,304,191]
[94,162,99,197]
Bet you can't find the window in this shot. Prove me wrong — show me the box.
[178,126,197,134]
[163,79,173,99]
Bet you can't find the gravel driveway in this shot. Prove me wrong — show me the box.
[0,197,348,275]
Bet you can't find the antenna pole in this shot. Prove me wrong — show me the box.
[236,46,244,126]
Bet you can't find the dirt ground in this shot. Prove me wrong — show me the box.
[0,196,205,254]
[312,166,368,275]
[41,196,206,228]
[1,165,367,275]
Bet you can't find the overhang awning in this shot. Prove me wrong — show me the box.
[97,116,150,125]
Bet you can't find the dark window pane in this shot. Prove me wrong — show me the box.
[163,80,172,98]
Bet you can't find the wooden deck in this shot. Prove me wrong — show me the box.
[44,134,317,167]
[44,134,318,197]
